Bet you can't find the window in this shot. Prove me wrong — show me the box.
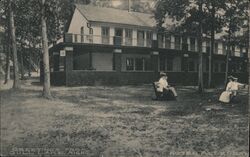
[166,57,173,71]
[125,29,133,46]
[222,44,226,55]
[206,40,210,53]
[190,37,195,51]
[146,31,152,47]
[102,27,110,44]
[182,37,188,50]
[158,34,164,48]
[125,57,151,71]
[102,27,109,36]
[135,58,144,71]
[125,29,132,38]
[126,58,134,71]
[215,43,218,54]
[137,30,145,46]
[175,36,181,50]
[89,28,93,34]
[165,35,171,49]
[74,34,78,43]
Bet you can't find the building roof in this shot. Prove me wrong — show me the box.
[75,4,157,28]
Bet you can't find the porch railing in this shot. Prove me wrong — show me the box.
[60,33,243,56]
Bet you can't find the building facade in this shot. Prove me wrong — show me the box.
[48,5,248,86]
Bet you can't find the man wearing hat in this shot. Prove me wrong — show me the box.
[157,72,177,99]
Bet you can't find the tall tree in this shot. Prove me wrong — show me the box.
[222,0,249,86]
[197,1,204,92]
[204,0,226,88]
[1,1,11,84]
[9,0,20,89]
[41,0,51,98]
[155,0,207,92]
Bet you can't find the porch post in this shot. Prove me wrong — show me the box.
[113,49,122,72]
[151,31,159,74]
[65,47,73,86]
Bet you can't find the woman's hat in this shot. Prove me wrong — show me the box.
[228,75,237,80]
[160,72,167,76]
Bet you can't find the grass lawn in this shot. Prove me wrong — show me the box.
[0,78,249,157]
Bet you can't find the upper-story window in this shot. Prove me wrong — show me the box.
[102,27,110,44]
[102,27,109,36]
[190,37,195,51]
[175,36,181,50]
[222,43,226,55]
[158,34,164,48]
[215,42,218,54]
[89,28,93,34]
[125,29,133,46]
[182,37,188,50]
[146,31,152,47]
[206,39,210,53]
[165,35,171,49]
[137,30,145,47]
[87,28,93,43]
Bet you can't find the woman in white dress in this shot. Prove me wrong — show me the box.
[219,76,245,103]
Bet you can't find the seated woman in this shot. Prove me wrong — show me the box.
[156,72,177,100]
[219,75,245,103]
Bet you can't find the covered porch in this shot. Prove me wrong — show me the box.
[49,43,159,86]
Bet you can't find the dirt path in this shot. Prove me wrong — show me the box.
[0,78,249,157]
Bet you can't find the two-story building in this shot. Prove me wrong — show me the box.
[48,4,248,86]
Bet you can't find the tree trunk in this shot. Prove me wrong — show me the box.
[28,43,31,77]
[9,0,20,89]
[198,2,204,93]
[224,29,231,88]
[4,31,10,84]
[20,44,24,80]
[41,0,51,98]
[208,4,215,88]
[248,1,250,120]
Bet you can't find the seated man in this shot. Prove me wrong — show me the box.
[157,72,177,99]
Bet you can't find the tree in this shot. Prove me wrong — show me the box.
[9,0,20,89]
[0,1,11,84]
[204,0,226,88]
[155,0,206,92]
[197,1,204,92]
[222,0,249,86]
[41,0,51,98]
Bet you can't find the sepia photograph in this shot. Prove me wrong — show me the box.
[0,0,249,156]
